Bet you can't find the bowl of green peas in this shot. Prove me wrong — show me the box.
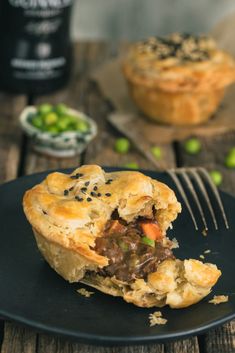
[19,103,97,157]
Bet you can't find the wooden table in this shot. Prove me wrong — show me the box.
[0,41,235,353]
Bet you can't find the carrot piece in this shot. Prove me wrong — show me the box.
[140,222,162,240]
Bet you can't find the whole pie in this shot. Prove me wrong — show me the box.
[23,165,221,308]
[122,33,235,125]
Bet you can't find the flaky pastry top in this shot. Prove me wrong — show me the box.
[23,165,181,267]
[123,33,235,92]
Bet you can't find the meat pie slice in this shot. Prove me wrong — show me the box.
[23,165,221,308]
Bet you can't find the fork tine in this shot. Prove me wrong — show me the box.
[167,169,199,230]
[199,167,229,229]
[180,170,208,231]
[168,167,229,231]
[189,168,218,230]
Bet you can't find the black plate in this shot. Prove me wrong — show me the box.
[0,168,235,346]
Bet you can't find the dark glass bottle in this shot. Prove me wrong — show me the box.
[0,0,73,95]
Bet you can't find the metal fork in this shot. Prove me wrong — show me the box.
[167,167,229,231]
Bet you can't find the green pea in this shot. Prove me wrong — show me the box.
[123,162,139,170]
[141,236,155,247]
[31,115,44,129]
[38,103,53,115]
[47,125,60,134]
[44,112,58,126]
[75,120,89,133]
[183,138,201,155]
[225,148,235,168]
[55,103,68,115]
[57,116,71,131]
[68,115,78,123]
[114,138,130,154]
[209,170,222,186]
[151,146,162,159]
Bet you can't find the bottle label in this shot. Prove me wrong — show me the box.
[8,0,73,19]
[0,0,73,90]
[9,0,73,9]
[11,57,66,79]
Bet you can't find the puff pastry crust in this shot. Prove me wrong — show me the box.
[123,33,235,125]
[23,165,221,308]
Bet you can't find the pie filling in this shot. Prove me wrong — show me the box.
[94,213,174,282]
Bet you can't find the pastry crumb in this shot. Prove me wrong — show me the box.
[171,237,179,249]
[209,295,229,305]
[77,288,94,298]
[199,254,205,259]
[204,249,211,254]
[202,228,208,236]
[149,311,167,326]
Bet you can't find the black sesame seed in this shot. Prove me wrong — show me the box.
[85,181,90,187]
[105,179,113,185]
[70,173,83,179]
[105,193,111,197]
[64,190,69,196]
[93,185,98,191]
[75,196,83,201]
[90,191,97,197]
[97,193,102,197]
[42,210,47,215]
[81,187,87,193]
[87,197,92,202]
[69,186,74,191]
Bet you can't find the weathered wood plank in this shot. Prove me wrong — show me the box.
[0,94,26,182]
[165,338,200,353]
[36,334,71,353]
[1,322,36,353]
[25,142,81,175]
[36,336,161,353]
[205,322,235,353]
[37,334,164,353]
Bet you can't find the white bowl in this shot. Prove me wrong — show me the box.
[19,106,97,158]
